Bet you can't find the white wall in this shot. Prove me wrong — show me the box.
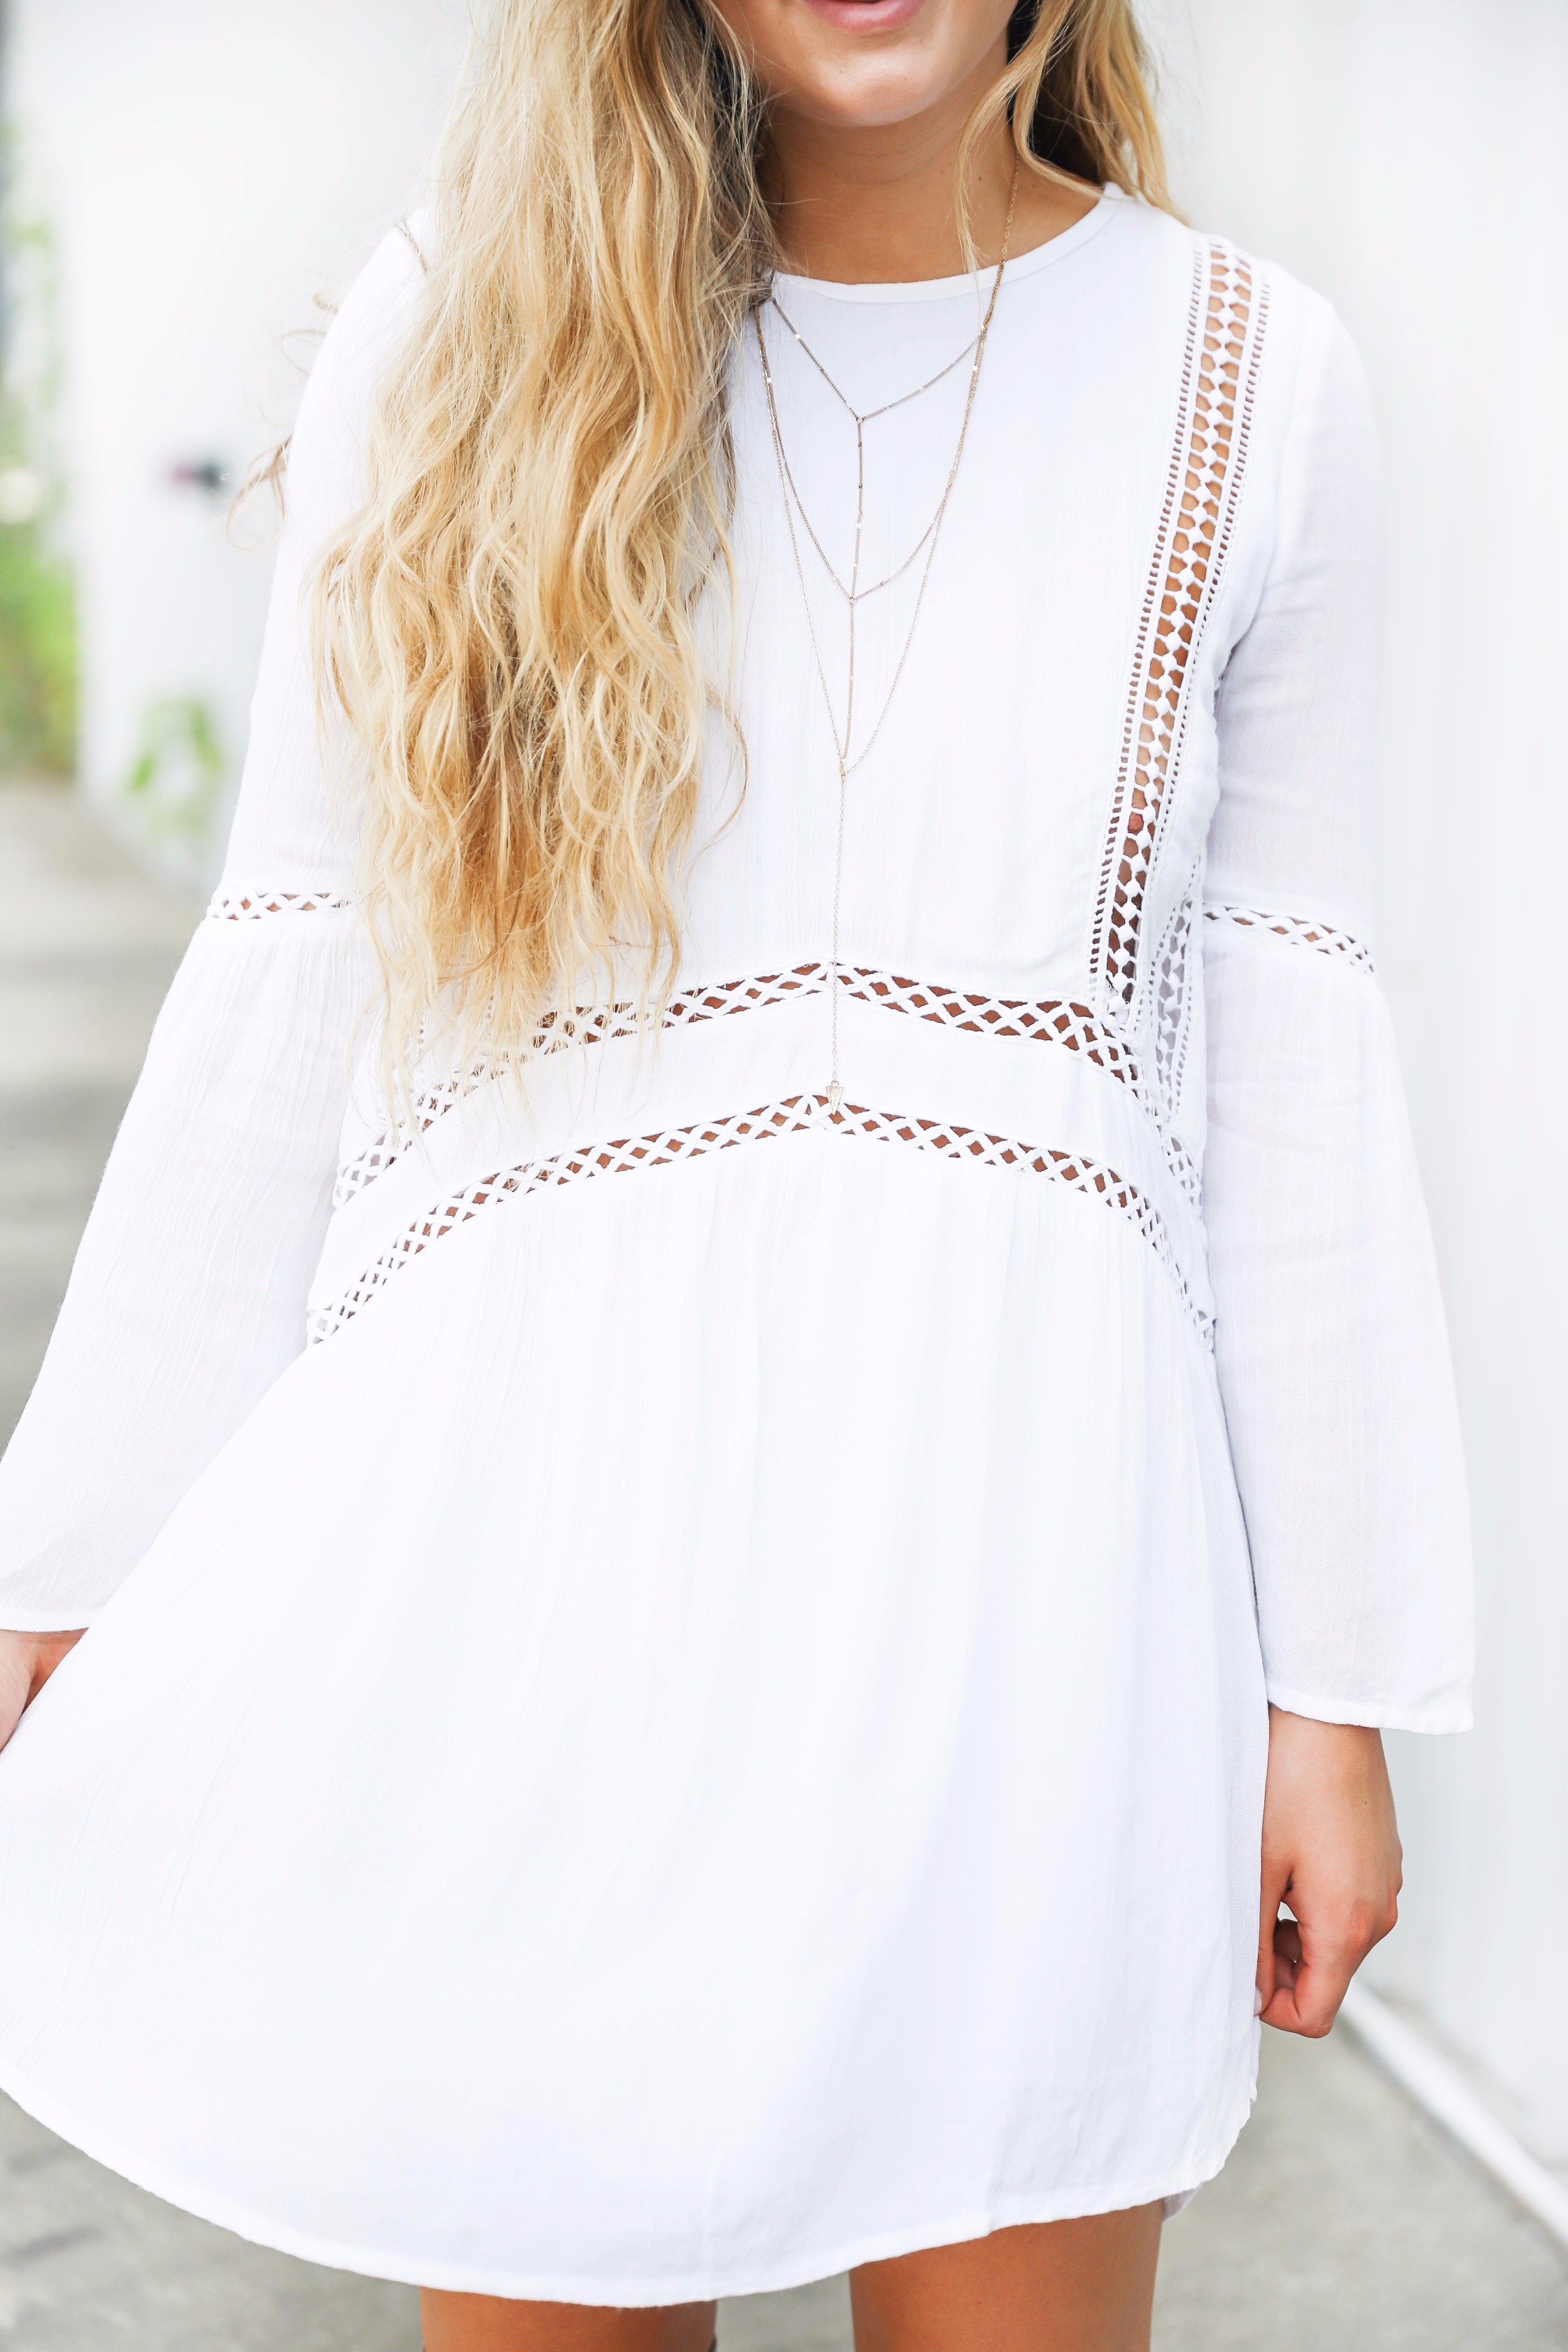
[1149,0,1568,2152]
[6,0,469,874]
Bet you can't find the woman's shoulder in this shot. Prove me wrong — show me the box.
[1107,196,1365,445]
[284,215,434,520]
[316,214,433,390]
[1102,192,1335,337]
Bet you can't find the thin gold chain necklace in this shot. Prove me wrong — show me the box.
[753,166,1019,1110]
[762,300,981,605]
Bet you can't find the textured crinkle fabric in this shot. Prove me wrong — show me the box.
[0,191,1471,2298]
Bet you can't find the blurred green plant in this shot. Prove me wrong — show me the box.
[0,487,76,775]
[122,695,225,841]
[0,155,77,777]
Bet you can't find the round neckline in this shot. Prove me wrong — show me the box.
[769,184,1120,307]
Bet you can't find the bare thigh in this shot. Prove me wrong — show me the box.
[419,2206,1159,2350]
[419,2290,716,2352]
[848,2205,1164,2352]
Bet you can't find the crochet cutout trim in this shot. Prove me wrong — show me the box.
[1091,239,1268,1016]
[1203,904,1376,975]
[206,889,355,920]
[330,964,1166,1208]
[311,1094,1212,1349]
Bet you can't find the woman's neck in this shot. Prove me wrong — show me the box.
[765,88,1098,284]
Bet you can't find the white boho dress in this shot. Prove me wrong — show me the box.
[0,190,1471,2302]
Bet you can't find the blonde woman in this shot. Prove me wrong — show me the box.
[0,3,1470,2347]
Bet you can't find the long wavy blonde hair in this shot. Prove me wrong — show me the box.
[313,0,1169,1073]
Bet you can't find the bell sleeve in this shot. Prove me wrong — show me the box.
[1202,293,1474,1733]
[0,226,423,1631]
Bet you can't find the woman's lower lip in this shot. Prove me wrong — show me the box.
[794,0,932,31]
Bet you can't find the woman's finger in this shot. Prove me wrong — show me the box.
[1263,1889,1396,2037]
[1260,1917,1359,2038]
[1255,1856,1293,2013]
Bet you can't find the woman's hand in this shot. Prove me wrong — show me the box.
[1258,1704,1402,2036]
[0,1630,85,1754]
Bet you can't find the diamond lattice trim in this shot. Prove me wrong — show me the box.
[206,889,355,920]
[1203,904,1375,975]
[332,967,827,1205]
[310,1093,1211,1348]
[842,969,1208,1205]
[839,971,1139,1079]
[332,964,1152,1206]
[1092,241,1268,1013]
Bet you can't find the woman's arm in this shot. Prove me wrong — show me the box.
[0,226,425,1643]
[1203,280,1471,2026]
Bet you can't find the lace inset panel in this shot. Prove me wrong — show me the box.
[840,972,1135,1073]
[332,965,1156,1207]
[1152,879,1201,1202]
[1091,241,1268,1015]
[333,971,827,1201]
[206,889,355,920]
[1203,905,1376,975]
[311,1093,1212,1349]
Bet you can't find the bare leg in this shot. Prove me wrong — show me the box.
[419,2290,717,2352]
[849,2206,1163,2352]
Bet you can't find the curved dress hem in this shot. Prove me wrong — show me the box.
[0,2049,1256,2304]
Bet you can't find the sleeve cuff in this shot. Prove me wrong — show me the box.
[1265,1679,1473,1736]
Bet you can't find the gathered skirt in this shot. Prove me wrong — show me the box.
[0,1107,1264,2300]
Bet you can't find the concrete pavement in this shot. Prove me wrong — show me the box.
[1,780,1562,2347]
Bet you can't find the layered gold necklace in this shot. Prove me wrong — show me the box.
[753,165,1020,1110]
